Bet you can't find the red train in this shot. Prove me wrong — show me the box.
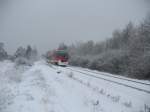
[48,50,69,66]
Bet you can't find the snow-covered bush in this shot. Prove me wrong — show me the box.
[0,87,14,111]
[14,57,32,66]
[90,50,129,74]
[14,46,39,66]
[68,72,74,78]
[123,101,132,108]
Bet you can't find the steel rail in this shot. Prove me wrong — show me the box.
[66,67,150,94]
[68,66,150,86]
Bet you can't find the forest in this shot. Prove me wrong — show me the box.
[67,15,150,79]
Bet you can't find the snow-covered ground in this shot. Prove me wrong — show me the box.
[0,60,150,112]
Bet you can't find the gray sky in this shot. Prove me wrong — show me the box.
[0,0,150,54]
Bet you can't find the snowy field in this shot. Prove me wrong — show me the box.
[0,60,150,112]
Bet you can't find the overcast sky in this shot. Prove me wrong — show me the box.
[0,0,150,54]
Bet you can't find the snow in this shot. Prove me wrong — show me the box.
[0,60,150,112]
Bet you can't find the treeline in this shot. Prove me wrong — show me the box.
[0,44,38,65]
[67,15,150,79]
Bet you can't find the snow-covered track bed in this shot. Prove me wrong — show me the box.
[63,66,150,94]
[54,65,150,112]
[69,66,150,86]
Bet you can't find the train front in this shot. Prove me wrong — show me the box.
[52,50,69,66]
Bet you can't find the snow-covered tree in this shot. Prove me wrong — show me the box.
[0,42,8,60]
[14,45,38,65]
[28,47,38,61]
[127,15,150,79]
[14,47,26,58]
[26,45,32,59]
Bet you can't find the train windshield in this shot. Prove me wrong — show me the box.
[55,50,69,58]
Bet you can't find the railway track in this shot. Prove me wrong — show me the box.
[65,67,150,94]
[68,66,150,86]
[47,63,150,94]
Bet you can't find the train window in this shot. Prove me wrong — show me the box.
[55,51,69,58]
